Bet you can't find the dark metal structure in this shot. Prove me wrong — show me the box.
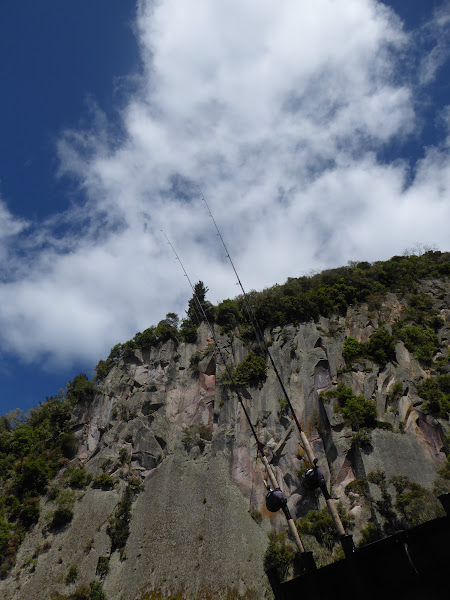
[267,493,450,600]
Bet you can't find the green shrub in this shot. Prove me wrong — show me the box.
[389,382,403,401]
[389,475,442,526]
[437,455,450,480]
[189,350,202,369]
[297,503,353,551]
[93,473,115,490]
[263,531,295,580]
[351,428,373,448]
[96,555,109,578]
[106,482,140,557]
[94,344,122,383]
[66,581,107,600]
[396,325,439,364]
[365,329,396,366]
[65,564,78,584]
[67,466,90,489]
[66,374,97,406]
[0,520,12,561]
[367,471,397,534]
[216,299,242,331]
[338,391,377,430]
[439,373,450,393]
[277,396,288,414]
[345,479,370,498]
[50,506,73,530]
[179,318,198,343]
[359,521,381,546]
[376,420,393,431]
[119,449,130,465]
[18,496,40,527]
[342,337,363,364]
[417,378,450,417]
[323,384,382,431]
[60,432,78,459]
[226,354,268,388]
[50,489,75,530]
[69,585,91,600]
[88,581,107,600]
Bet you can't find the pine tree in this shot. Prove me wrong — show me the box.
[187,281,215,323]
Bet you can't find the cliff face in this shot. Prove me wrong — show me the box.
[1,281,449,600]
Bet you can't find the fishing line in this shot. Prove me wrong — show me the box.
[161,230,264,456]
[161,229,307,555]
[198,190,349,542]
[197,186,305,434]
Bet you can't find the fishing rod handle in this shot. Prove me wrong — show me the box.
[260,454,280,491]
[326,498,346,537]
[299,431,347,536]
[299,430,316,467]
[260,455,305,555]
[287,517,305,555]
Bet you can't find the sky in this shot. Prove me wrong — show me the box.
[0,0,449,415]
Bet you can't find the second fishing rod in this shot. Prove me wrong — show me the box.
[199,190,353,554]
[161,230,311,561]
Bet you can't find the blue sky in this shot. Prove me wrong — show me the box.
[0,0,449,415]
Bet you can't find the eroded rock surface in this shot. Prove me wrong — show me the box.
[1,288,449,600]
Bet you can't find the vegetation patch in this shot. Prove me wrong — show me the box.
[52,581,107,600]
[96,555,110,579]
[92,473,115,490]
[358,521,382,546]
[49,490,75,531]
[65,564,78,585]
[263,531,295,580]
[67,466,91,489]
[342,329,396,367]
[395,324,439,364]
[224,354,268,388]
[321,384,378,431]
[296,503,354,551]
[106,481,141,558]
[181,424,212,453]
[417,377,450,417]
[0,373,98,577]
[345,479,370,499]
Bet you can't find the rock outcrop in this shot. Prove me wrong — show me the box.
[1,284,449,600]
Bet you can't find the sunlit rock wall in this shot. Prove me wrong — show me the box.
[1,283,449,600]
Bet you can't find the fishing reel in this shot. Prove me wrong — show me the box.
[265,487,288,513]
[303,459,326,491]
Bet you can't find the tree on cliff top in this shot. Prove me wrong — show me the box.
[187,281,215,324]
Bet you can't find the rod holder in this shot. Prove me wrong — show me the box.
[438,492,450,516]
[294,550,317,575]
[340,534,355,558]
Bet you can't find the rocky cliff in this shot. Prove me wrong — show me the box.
[1,277,449,600]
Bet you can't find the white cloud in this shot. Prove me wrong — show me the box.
[0,0,449,368]
[418,1,450,85]
[0,197,28,267]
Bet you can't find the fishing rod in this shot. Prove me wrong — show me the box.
[161,230,308,559]
[199,190,352,551]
